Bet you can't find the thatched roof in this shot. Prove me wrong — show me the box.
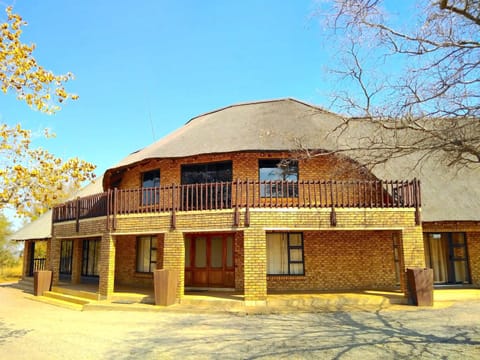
[108,99,341,169]
[105,98,479,222]
[9,177,104,241]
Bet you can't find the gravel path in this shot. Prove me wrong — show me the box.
[1,285,479,359]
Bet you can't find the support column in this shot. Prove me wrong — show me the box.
[50,236,61,286]
[243,228,267,305]
[45,239,52,270]
[21,240,32,279]
[163,231,184,301]
[98,233,116,299]
[71,239,82,284]
[400,226,426,293]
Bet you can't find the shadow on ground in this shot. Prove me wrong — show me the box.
[106,303,480,359]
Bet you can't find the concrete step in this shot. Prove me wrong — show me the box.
[51,286,101,301]
[31,295,85,311]
[43,291,91,306]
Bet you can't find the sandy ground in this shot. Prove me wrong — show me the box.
[0,285,479,359]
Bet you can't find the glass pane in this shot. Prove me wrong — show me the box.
[142,170,160,188]
[453,246,466,259]
[454,261,468,283]
[267,233,288,274]
[226,236,233,268]
[451,233,466,245]
[290,249,303,262]
[184,238,191,267]
[137,237,150,272]
[93,240,100,276]
[290,263,304,275]
[211,236,223,268]
[289,233,302,246]
[195,237,207,268]
[428,236,449,283]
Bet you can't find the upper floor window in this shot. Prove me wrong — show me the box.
[181,161,232,184]
[142,169,160,205]
[259,159,298,197]
[181,162,232,210]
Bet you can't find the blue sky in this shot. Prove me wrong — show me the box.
[1,0,337,177]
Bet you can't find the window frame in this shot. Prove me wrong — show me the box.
[266,232,305,276]
[136,235,157,273]
[259,159,299,198]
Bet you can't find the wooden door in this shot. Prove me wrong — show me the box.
[185,234,235,288]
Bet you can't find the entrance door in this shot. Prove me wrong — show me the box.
[185,234,234,287]
[424,233,470,284]
[82,239,100,277]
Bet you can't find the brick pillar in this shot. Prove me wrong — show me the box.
[243,228,267,305]
[400,226,426,292]
[163,231,184,300]
[21,240,32,279]
[71,239,82,284]
[98,233,116,299]
[45,239,51,270]
[50,236,61,286]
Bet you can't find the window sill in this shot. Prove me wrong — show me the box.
[267,275,305,280]
[134,272,153,278]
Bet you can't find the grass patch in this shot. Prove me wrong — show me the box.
[0,263,23,283]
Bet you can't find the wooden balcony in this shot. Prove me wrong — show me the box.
[52,179,421,228]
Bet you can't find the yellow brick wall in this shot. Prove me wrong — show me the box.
[243,228,267,302]
[98,233,116,298]
[234,231,244,291]
[468,232,480,286]
[267,230,397,291]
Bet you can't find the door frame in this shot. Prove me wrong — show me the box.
[184,233,235,288]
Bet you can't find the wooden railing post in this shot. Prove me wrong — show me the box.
[106,189,111,231]
[233,179,240,227]
[171,184,177,230]
[414,178,421,225]
[75,197,80,232]
[113,188,118,230]
[245,179,250,227]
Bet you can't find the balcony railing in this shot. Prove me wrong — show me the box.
[52,179,421,228]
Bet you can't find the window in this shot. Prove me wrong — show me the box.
[259,159,298,197]
[181,162,232,184]
[267,233,304,275]
[181,162,232,209]
[424,232,470,284]
[136,236,157,273]
[142,169,160,206]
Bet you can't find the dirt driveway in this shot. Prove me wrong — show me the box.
[1,285,479,359]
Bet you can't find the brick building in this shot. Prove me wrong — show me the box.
[14,99,480,305]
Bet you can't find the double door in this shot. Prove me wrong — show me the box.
[185,234,234,288]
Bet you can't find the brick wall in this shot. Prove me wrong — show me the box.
[267,230,397,291]
[468,232,480,286]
